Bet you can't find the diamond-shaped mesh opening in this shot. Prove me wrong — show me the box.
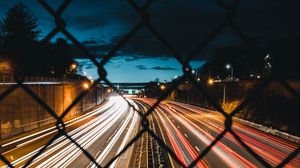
[148,0,224,57]
[235,0,300,39]
[59,0,139,57]
[131,99,188,167]
[233,81,300,136]
[0,86,57,139]
[3,133,61,167]
[101,29,204,85]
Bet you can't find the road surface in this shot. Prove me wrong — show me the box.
[134,98,300,168]
[1,97,299,168]
[0,96,140,168]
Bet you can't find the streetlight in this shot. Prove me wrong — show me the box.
[208,78,226,108]
[208,78,214,85]
[225,64,233,80]
[70,63,77,70]
[160,84,166,90]
[82,82,90,90]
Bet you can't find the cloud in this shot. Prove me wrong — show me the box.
[84,65,95,70]
[29,0,299,61]
[136,65,177,71]
[66,14,111,30]
[123,54,157,62]
[136,65,148,70]
[151,66,177,71]
[81,40,98,46]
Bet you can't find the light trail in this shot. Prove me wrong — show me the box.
[135,98,300,168]
[168,101,300,167]
[108,99,140,168]
[1,99,114,148]
[140,99,211,167]
[6,97,123,167]
[1,96,140,168]
[36,98,126,168]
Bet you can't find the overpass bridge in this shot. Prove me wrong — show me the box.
[99,82,149,89]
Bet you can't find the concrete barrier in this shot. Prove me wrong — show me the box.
[234,117,300,144]
[0,82,103,139]
[198,107,300,144]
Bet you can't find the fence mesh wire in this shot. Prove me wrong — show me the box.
[0,0,299,167]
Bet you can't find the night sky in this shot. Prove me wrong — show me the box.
[1,0,299,82]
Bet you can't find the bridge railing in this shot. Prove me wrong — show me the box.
[0,74,80,83]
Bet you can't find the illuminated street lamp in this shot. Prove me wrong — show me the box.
[225,64,234,80]
[208,78,226,108]
[208,78,214,85]
[160,84,166,90]
[70,63,77,70]
[82,82,90,90]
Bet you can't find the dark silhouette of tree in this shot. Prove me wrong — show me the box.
[198,37,300,80]
[197,44,265,80]
[47,38,76,77]
[0,3,41,40]
[0,3,45,75]
[0,3,77,77]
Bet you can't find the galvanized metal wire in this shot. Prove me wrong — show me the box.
[0,0,299,167]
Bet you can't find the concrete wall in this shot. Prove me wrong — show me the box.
[0,83,103,139]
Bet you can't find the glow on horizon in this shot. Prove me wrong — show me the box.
[76,57,205,83]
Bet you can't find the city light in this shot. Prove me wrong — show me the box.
[225,64,231,69]
[208,78,214,85]
[70,63,77,70]
[82,82,90,90]
[225,64,234,80]
[160,85,166,90]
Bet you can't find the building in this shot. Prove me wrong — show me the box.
[0,58,15,75]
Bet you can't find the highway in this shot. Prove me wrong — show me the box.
[0,96,140,168]
[1,97,299,168]
[134,98,300,168]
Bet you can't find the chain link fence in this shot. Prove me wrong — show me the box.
[0,0,299,167]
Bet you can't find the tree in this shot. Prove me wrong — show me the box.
[0,3,77,77]
[198,38,300,80]
[0,3,44,75]
[197,43,266,80]
[0,3,41,40]
[48,38,75,77]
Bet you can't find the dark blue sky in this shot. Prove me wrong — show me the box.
[1,0,299,82]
